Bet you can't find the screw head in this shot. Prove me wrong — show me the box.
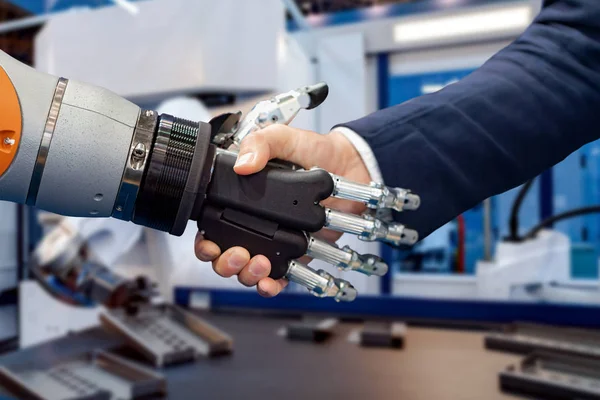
[132,143,146,158]
[145,110,154,117]
[130,143,147,170]
[3,137,15,146]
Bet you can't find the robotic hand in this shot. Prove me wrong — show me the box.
[0,50,420,304]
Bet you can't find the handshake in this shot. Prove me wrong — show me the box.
[195,83,420,301]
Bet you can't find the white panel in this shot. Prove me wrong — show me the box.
[390,40,513,76]
[317,32,367,132]
[35,0,284,103]
[393,274,478,299]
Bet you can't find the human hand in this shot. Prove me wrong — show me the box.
[194,125,371,297]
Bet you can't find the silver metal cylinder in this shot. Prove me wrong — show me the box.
[287,261,330,293]
[330,174,421,212]
[330,174,382,208]
[325,209,418,245]
[286,261,357,302]
[325,209,375,238]
[306,236,352,267]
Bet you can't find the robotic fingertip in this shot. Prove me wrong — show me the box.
[336,283,358,302]
[402,228,419,245]
[403,193,421,211]
[365,258,389,277]
[305,82,329,110]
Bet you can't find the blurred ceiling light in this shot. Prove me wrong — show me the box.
[110,0,139,15]
[394,4,532,44]
[365,5,388,17]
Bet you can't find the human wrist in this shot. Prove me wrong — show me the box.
[329,127,383,184]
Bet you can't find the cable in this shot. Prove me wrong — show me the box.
[524,205,600,239]
[507,179,535,241]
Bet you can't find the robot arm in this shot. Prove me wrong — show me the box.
[0,50,420,303]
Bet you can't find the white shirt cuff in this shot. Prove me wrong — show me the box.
[331,126,384,184]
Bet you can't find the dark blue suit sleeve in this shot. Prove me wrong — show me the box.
[339,0,600,240]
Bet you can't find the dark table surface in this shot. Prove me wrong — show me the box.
[0,312,523,400]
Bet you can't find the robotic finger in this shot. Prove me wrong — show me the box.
[211,82,329,150]
[306,236,388,277]
[286,260,358,302]
[329,173,420,212]
[324,208,419,246]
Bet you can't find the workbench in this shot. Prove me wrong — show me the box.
[0,312,523,399]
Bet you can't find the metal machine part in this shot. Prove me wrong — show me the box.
[485,322,600,359]
[280,317,339,342]
[100,305,233,367]
[0,350,166,400]
[112,110,157,222]
[348,322,406,348]
[128,113,213,236]
[500,352,600,400]
[25,77,68,206]
[34,78,140,218]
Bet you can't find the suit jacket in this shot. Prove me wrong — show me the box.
[340,0,600,240]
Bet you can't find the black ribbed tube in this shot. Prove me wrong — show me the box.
[132,115,199,232]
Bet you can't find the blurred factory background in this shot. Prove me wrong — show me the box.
[1,0,599,359]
